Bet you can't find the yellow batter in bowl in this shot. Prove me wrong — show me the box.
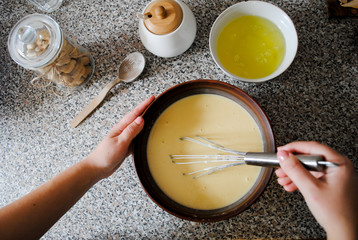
[147,94,263,210]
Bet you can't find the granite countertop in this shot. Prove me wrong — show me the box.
[1,0,357,239]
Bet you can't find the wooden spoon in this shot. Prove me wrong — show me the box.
[70,52,146,128]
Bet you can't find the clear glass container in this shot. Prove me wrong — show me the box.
[8,14,94,88]
[27,0,63,13]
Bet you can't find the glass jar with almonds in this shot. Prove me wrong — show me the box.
[8,14,94,89]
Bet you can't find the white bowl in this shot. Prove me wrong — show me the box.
[209,1,298,83]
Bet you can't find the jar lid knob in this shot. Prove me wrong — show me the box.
[143,0,183,35]
[155,5,166,19]
[18,25,37,44]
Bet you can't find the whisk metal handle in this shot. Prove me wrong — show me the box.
[244,152,328,171]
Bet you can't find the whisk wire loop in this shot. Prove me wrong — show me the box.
[179,136,246,155]
[184,162,246,179]
[171,136,247,178]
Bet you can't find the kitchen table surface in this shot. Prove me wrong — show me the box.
[1,0,357,239]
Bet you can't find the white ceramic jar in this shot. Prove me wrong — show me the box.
[138,0,197,58]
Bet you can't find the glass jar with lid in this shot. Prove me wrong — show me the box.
[8,14,94,89]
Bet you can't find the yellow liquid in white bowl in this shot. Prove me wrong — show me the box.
[147,94,263,210]
[217,15,285,79]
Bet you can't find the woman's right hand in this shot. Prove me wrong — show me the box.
[275,141,358,240]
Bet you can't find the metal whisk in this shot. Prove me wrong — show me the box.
[170,136,338,178]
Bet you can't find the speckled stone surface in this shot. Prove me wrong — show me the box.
[1,0,357,239]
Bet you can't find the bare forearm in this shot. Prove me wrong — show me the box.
[326,217,358,240]
[0,159,100,240]
[0,97,154,240]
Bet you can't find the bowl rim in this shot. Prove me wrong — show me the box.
[132,79,275,222]
[209,1,298,83]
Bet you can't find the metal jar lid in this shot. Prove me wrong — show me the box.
[8,14,62,69]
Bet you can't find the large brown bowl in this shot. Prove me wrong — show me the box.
[132,79,275,222]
